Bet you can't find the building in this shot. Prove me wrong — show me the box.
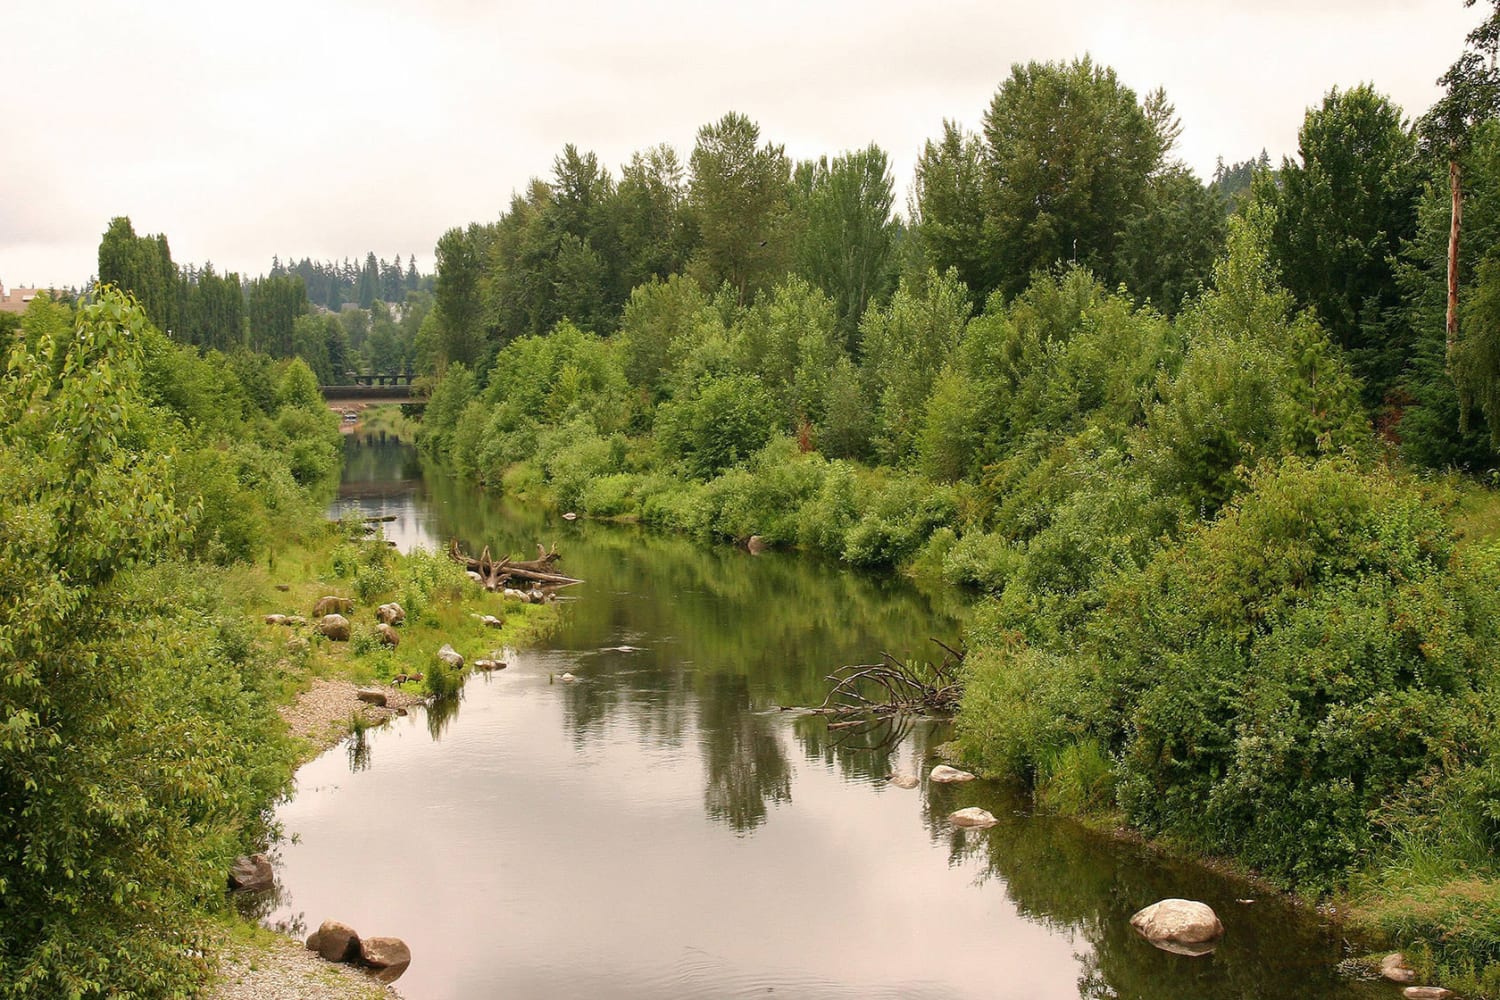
[0,280,43,314]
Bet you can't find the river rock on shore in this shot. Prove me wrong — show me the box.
[313,596,354,618]
[1403,989,1454,1000]
[1382,953,1417,984]
[930,764,976,783]
[359,936,412,983]
[437,643,465,668]
[227,853,273,892]
[1129,899,1224,954]
[377,602,405,625]
[317,614,351,641]
[376,623,400,647]
[313,920,361,963]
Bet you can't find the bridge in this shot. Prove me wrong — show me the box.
[320,373,423,408]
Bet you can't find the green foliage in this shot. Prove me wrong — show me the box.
[688,111,792,303]
[655,372,778,479]
[0,288,297,998]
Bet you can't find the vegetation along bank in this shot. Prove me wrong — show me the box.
[408,42,1500,1000]
[0,288,552,999]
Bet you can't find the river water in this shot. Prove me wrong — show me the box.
[271,432,1386,999]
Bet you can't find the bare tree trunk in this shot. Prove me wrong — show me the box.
[1448,157,1463,372]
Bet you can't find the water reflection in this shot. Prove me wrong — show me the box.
[276,438,1387,1000]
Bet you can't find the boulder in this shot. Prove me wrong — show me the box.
[474,658,507,671]
[312,595,354,618]
[888,773,919,789]
[376,623,400,647]
[358,936,412,983]
[437,643,465,669]
[562,511,578,521]
[471,613,503,628]
[1403,990,1454,1000]
[949,806,998,829]
[317,614,351,641]
[355,688,387,707]
[1129,899,1224,954]
[930,764,975,783]
[1381,953,1417,985]
[284,615,307,626]
[466,570,484,584]
[305,930,321,952]
[559,672,577,682]
[747,535,766,554]
[263,614,288,626]
[227,853,273,892]
[315,920,361,963]
[377,602,406,626]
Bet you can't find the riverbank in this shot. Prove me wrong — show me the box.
[202,523,560,996]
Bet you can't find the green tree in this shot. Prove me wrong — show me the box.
[245,274,308,357]
[1258,84,1420,405]
[688,112,791,303]
[911,121,991,302]
[1113,164,1227,314]
[434,224,489,368]
[791,144,898,350]
[981,57,1176,297]
[97,216,178,335]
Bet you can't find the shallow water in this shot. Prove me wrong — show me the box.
[269,434,1387,999]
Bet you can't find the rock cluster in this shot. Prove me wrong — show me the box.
[305,920,411,984]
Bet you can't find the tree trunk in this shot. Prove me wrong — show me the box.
[1448,157,1463,372]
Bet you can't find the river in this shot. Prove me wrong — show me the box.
[268,431,1386,999]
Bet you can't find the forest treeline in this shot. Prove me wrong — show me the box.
[414,24,1500,994]
[90,217,436,382]
[0,288,349,996]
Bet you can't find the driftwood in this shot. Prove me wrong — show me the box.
[448,539,584,593]
[798,640,965,751]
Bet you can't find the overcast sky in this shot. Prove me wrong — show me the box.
[0,0,1483,290]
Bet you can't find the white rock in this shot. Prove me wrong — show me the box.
[436,643,465,669]
[888,773,919,789]
[1403,989,1454,1000]
[949,807,998,828]
[559,672,576,682]
[1129,899,1224,950]
[930,764,976,783]
[1381,953,1417,985]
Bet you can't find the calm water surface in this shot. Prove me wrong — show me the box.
[272,433,1386,1000]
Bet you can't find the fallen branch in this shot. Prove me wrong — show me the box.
[448,538,584,592]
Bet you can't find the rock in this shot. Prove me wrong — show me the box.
[376,623,400,647]
[1381,953,1417,985]
[317,614,351,641]
[950,806,998,828]
[502,587,528,601]
[1129,899,1224,954]
[275,583,290,592]
[471,613,504,628]
[312,595,354,618]
[466,570,484,584]
[562,511,578,521]
[286,636,309,654]
[227,853,273,892]
[930,764,976,783]
[315,920,360,963]
[263,613,288,626]
[474,658,507,671]
[437,643,465,669]
[1403,989,1454,1000]
[305,930,321,951]
[284,615,307,626]
[747,535,766,554]
[559,672,577,682]
[377,602,406,626]
[358,936,412,982]
[356,688,387,707]
[889,773,919,789]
